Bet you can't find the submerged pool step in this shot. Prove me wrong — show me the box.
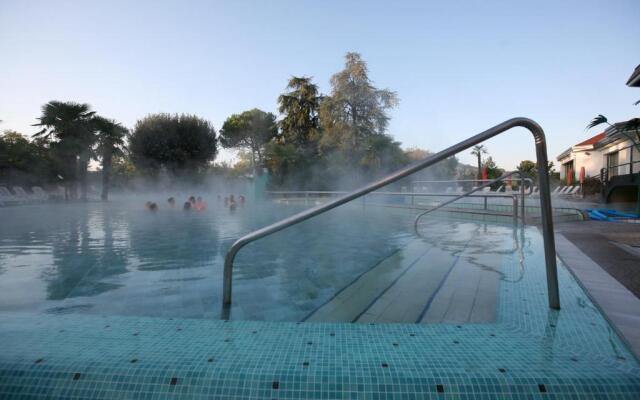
[355,246,457,324]
[305,239,432,323]
[305,238,502,324]
[419,252,501,323]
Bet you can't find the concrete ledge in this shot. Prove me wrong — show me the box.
[556,233,640,358]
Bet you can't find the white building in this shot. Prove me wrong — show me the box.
[557,127,639,183]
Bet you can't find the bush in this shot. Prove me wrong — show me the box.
[581,176,603,195]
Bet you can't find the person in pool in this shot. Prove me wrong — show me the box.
[183,201,192,211]
[195,196,207,211]
[148,202,158,212]
[188,196,196,206]
[167,197,176,207]
[228,195,237,211]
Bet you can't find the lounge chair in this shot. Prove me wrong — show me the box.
[31,186,49,201]
[0,186,21,205]
[563,186,581,196]
[12,186,35,202]
[551,186,563,194]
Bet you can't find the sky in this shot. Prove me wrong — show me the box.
[1,0,639,169]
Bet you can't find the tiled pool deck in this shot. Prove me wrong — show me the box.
[2,235,640,399]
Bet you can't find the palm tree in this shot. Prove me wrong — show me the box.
[93,116,128,201]
[587,114,640,151]
[33,101,96,200]
[470,145,488,180]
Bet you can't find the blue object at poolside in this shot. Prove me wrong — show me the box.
[585,208,640,222]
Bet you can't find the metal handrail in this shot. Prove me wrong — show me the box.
[413,171,525,233]
[223,118,560,310]
[411,177,534,191]
[268,181,534,198]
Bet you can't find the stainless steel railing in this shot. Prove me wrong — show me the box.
[223,118,560,311]
[413,171,527,232]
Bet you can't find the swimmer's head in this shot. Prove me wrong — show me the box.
[183,202,192,210]
[149,202,158,211]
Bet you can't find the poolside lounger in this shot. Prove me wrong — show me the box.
[0,186,21,205]
[559,186,572,194]
[12,186,35,202]
[551,186,563,194]
[565,186,580,196]
[31,186,49,201]
[565,185,580,196]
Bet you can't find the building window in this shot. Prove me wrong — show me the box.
[606,151,619,177]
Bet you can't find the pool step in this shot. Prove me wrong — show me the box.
[305,239,432,322]
[419,252,501,323]
[305,239,502,324]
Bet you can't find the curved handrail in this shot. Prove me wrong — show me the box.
[413,171,526,233]
[223,117,560,311]
[410,178,534,194]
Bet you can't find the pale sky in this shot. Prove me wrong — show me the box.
[1,0,638,169]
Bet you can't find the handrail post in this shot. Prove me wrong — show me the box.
[520,176,525,223]
[512,195,518,225]
[531,122,561,310]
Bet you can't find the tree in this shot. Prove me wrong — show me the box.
[405,147,459,179]
[0,131,59,186]
[359,134,408,174]
[517,160,556,183]
[482,156,504,179]
[587,114,640,152]
[129,113,217,179]
[517,160,537,178]
[219,109,277,171]
[319,52,399,153]
[278,76,321,150]
[92,116,128,201]
[33,101,96,200]
[264,142,303,185]
[470,145,488,180]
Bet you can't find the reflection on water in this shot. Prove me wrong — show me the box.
[0,201,416,319]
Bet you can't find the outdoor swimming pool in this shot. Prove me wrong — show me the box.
[0,199,639,398]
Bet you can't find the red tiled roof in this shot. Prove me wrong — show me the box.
[575,132,605,147]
